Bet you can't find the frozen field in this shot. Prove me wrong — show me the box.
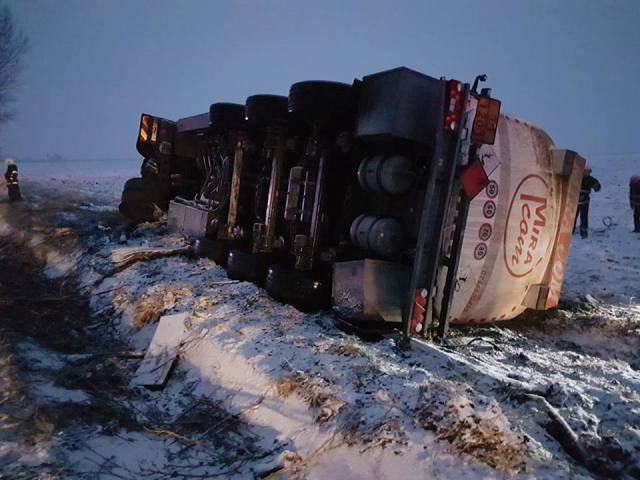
[0,156,638,479]
[17,158,139,179]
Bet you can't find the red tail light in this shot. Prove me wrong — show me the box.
[444,80,464,132]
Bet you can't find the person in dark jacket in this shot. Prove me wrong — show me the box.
[574,167,600,238]
[4,159,22,202]
[631,176,640,233]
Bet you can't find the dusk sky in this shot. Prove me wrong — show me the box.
[1,0,639,161]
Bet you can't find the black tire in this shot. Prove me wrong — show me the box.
[209,103,246,131]
[192,238,229,266]
[288,81,355,125]
[227,250,269,283]
[140,157,159,179]
[170,173,186,191]
[119,178,159,223]
[245,95,289,128]
[265,265,330,311]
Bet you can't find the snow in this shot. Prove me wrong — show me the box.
[0,157,638,478]
[563,156,640,306]
[15,340,66,371]
[34,382,91,404]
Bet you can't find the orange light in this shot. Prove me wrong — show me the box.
[139,115,152,142]
[151,120,158,142]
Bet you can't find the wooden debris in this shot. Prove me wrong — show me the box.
[143,426,200,446]
[131,312,189,389]
[108,245,192,276]
[515,392,590,467]
[210,280,240,286]
[584,294,600,306]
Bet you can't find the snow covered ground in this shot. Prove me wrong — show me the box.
[562,156,640,306]
[0,157,638,479]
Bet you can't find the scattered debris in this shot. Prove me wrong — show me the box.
[417,382,528,473]
[107,245,193,276]
[132,285,193,330]
[584,294,600,306]
[275,376,303,398]
[131,312,189,389]
[133,294,165,330]
[314,396,346,424]
[515,392,590,468]
[324,341,364,357]
[210,280,240,286]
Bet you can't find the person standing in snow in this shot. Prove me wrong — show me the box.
[630,176,640,233]
[574,167,600,238]
[4,159,22,202]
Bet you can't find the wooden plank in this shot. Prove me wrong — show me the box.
[110,245,187,264]
[131,312,189,389]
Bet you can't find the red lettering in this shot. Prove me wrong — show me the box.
[511,193,547,270]
[521,194,547,227]
[505,175,551,278]
[519,219,528,235]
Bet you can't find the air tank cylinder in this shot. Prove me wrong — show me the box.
[349,214,405,257]
[357,155,414,195]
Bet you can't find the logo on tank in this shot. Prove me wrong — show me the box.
[503,174,550,277]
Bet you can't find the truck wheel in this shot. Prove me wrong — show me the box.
[227,250,269,284]
[140,157,159,179]
[288,81,355,125]
[119,178,158,223]
[170,173,187,193]
[192,238,229,266]
[209,103,246,131]
[265,265,330,311]
[245,95,289,128]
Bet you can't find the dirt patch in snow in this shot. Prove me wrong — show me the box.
[417,381,528,473]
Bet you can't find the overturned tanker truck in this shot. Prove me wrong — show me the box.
[119,67,585,340]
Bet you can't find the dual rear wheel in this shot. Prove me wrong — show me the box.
[225,250,330,311]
